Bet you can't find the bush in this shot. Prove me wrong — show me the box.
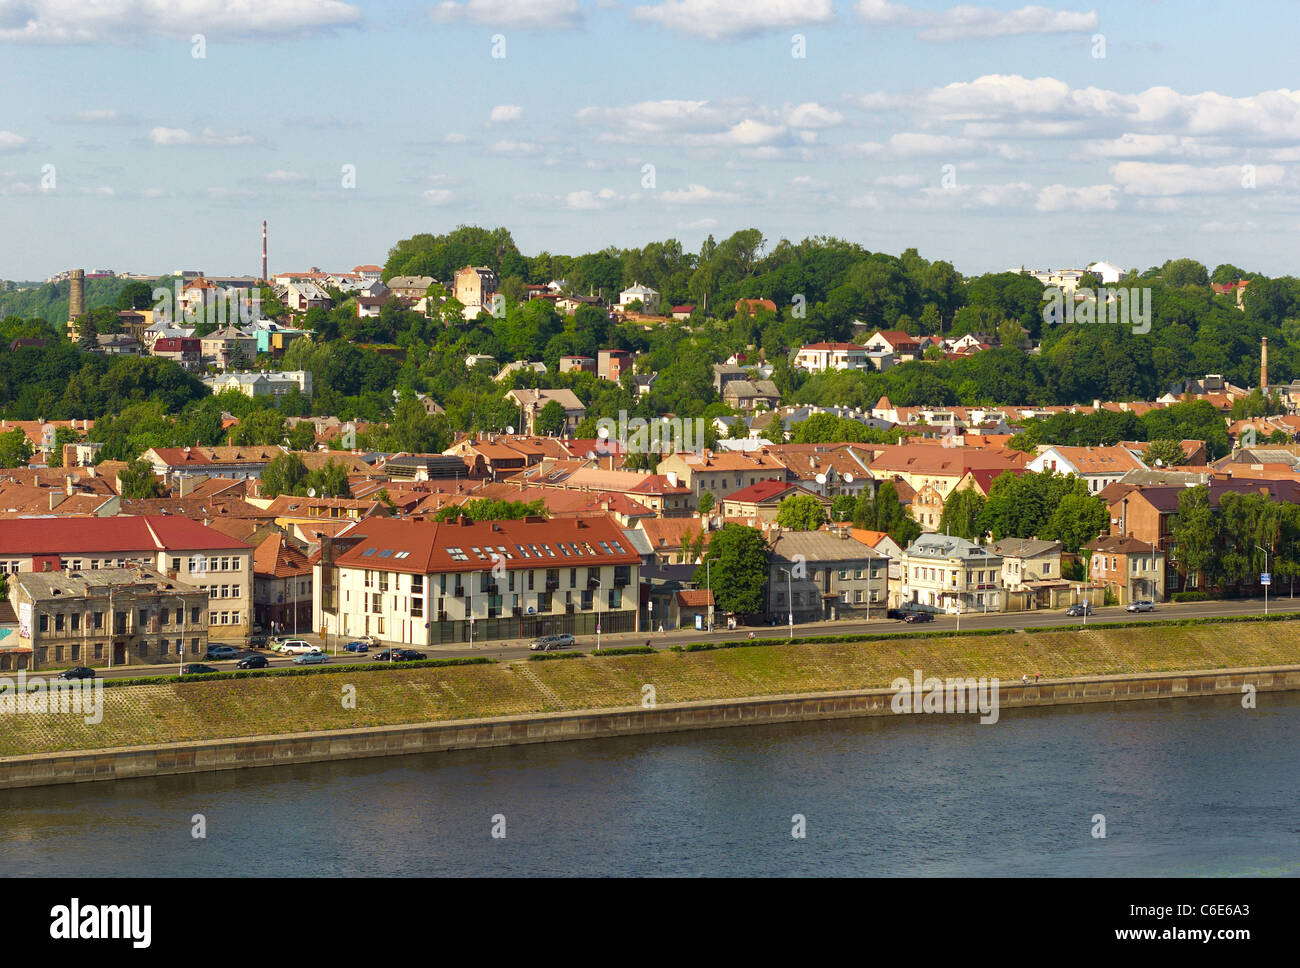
[528,651,585,661]
[102,656,494,687]
[1171,591,1210,603]
[592,646,656,656]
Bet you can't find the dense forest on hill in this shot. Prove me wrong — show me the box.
[0,225,1293,464]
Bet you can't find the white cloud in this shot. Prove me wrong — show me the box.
[489,105,524,123]
[785,102,844,129]
[0,0,362,44]
[59,109,124,124]
[577,99,792,148]
[920,180,1035,208]
[0,130,30,152]
[857,1,1097,43]
[264,169,307,183]
[442,132,470,144]
[1109,161,1285,196]
[431,0,584,28]
[676,217,718,230]
[630,0,834,40]
[490,139,543,155]
[149,127,256,147]
[423,188,455,204]
[564,188,633,210]
[658,183,740,204]
[1034,183,1118,211]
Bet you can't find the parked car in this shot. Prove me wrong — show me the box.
[344,640,371,653]
[293,650,329,665]
[276,639,317,655]
[181,664,219,675]
[1065,603,1093,617]
[236,655,269,670]
[529,634,576,652]
[1125,600,1155,613]
[902,611,933,624]
[372,649,427,662]
[887,608,912,620]
[56,667,95,680]
[204,644,239,661]
[247,633,269,649]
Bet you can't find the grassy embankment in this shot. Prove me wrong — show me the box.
[2,618,1299,756]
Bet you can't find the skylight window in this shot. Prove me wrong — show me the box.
[394,551,410,559]
[378,549,393,558]
[362,548,377,557]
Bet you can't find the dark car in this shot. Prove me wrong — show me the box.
[236,655,269,670]
[181,664,219,675]
[247,633,269,649]
[394,650,426,662]
[204,644,239,662]
[1065,603,1093,617]
[56,666,95,680]
[886,608,911,620]
[903,611,934,623]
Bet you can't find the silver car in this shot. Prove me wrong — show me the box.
[1125,600,1155,613]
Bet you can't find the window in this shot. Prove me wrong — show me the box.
[191,606,201,624]
[54,613,64,632]
[70,613,80,631]
[39,614,48,632]
[209,612,217,625]
[607,589,618,610]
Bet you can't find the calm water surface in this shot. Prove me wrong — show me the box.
[3,693,1299,876]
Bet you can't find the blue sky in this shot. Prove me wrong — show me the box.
[1,0,1298,281]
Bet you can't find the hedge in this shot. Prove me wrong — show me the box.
[100,656,495,688]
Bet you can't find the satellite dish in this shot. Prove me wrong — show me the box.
[844,473,854,484]
[506,426,515,435]
[307,488,317,497]
[597,426,610,439]
[816,473,827,485]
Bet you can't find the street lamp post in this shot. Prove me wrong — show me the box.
[1256,545,1270,615]
[595,577,603,652]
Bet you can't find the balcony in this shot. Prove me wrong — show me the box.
[545,577,559,591]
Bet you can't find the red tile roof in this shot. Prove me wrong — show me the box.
[0,515,250,554]
[330,515,639,574]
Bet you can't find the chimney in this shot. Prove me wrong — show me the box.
[64,475,73,496]
[1261,336,1269,393]
[1120,496,1127,536]
[68,269,85,323]
[262,220,268,282]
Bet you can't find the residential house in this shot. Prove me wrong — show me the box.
[1084,534,1166,604]
[767,529,889,624]
[900,533,1004,613]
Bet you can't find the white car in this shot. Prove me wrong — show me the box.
[276,639,317,655]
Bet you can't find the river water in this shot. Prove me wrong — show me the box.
[3,693,1299,877]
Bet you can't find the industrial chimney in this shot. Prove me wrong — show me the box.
[68,269,85,323]
[261,221,268,282]
[1261,336,1269,394]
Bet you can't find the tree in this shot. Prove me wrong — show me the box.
[261,453,309,497]
[432,498,547,522]
[534,400,567,437]
[303,459,352,498]
[693,524,770,615]
[117,458,164,498]
[697,490,715,516]
[776,494,827,531]
[1143,438,1188,467]
[830,494,857,522]
[285,421,317,451]
[0,428,33,468]
[938,488,985,540]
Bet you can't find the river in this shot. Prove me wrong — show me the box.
[3,693,1299,876]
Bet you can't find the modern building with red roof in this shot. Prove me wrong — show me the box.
[0,515,254,636]
[316,515,642,646]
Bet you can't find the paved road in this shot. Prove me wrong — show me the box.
[72,595,1300,680]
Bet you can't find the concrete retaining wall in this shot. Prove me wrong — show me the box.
[2,664,1298,790]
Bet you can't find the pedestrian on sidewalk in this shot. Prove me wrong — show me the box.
[1022,673,1028,685]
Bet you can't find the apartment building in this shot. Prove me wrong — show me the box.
[794,342,869,374]
[656,449,792,506]
[767,529,888,624]
[454,265,499,317]
[1083,534,1166,604]
[900,533,1004,613]
[315,515,641,647]
[9,567,209,670]
[0,516,253,639]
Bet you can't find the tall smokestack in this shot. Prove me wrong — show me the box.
[68,269,85,322]
[1261,336,1269,394]
[261,221,268,282]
